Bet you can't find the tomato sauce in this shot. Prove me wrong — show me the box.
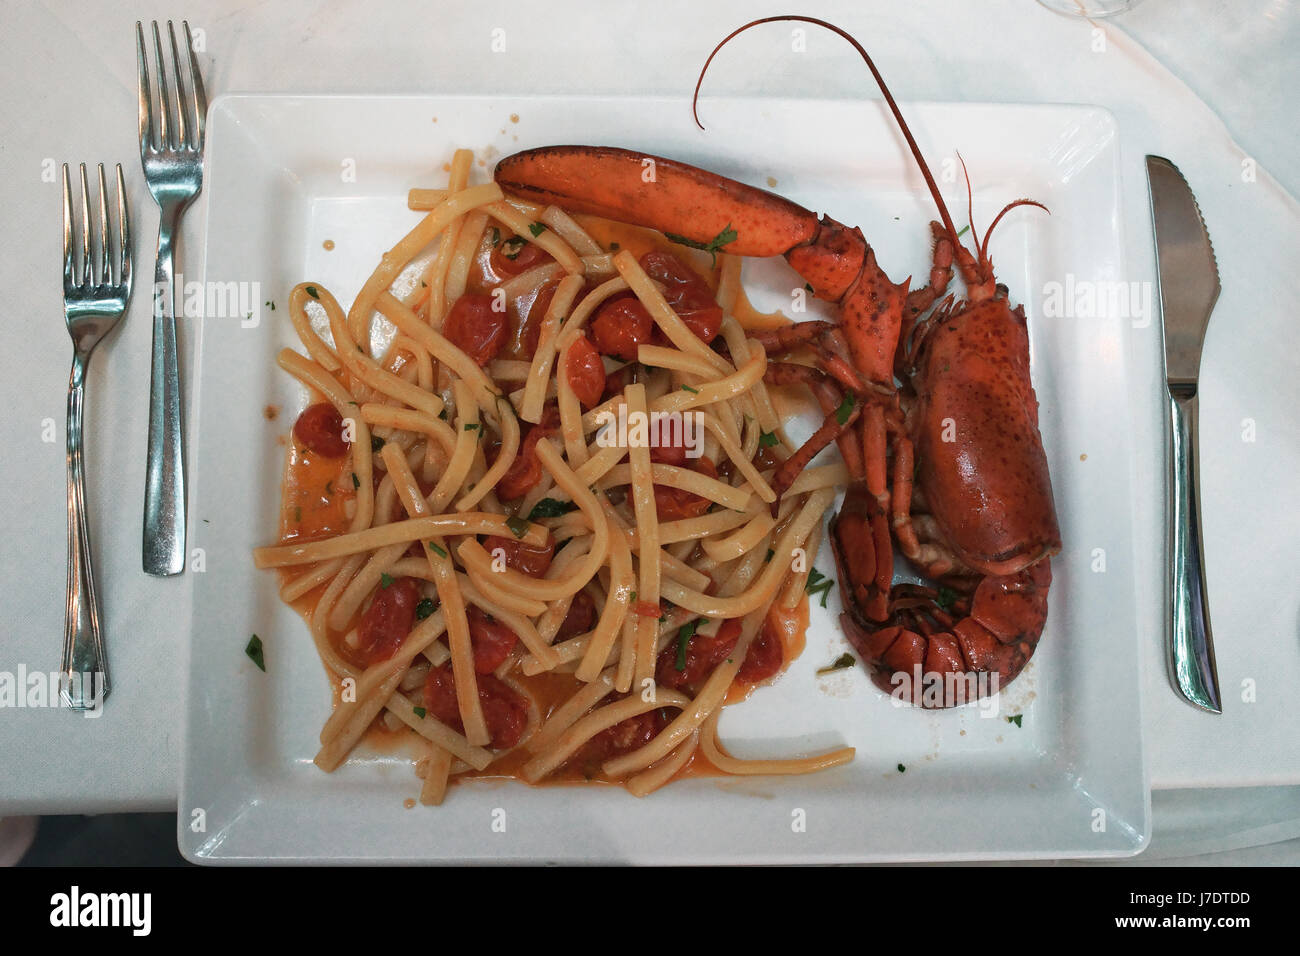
[272,217,817,794]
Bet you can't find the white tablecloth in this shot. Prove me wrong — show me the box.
[1,0,1296,863]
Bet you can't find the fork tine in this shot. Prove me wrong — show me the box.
[96,164,110,287]
[166,21,188,149]
[151,21,171,149]
[116,164,131,292]
[62,164,73,287]
[78,164,91,287]
[183,21,206,148]
[136,21,154,152]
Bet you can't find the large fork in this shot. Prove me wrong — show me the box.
[137,20,206,576]
[62,164,133,710]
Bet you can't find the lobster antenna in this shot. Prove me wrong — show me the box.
[693,15,966,248]
[980,198,1050,264]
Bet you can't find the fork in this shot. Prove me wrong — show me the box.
[62,163,133,710]
[137,20,206,576]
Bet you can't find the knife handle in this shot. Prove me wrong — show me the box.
[1168,386,1222,713]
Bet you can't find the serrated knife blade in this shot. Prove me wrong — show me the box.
[1146,155,1222,714]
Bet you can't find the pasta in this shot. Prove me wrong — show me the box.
[255,149,853,803]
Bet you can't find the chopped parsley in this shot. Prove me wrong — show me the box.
[305,285,319,299]
[663,223,738,266]
[413,706,427,719]
[816,653,857,676]
[351,472,360,490]
[438,408,448,420]
[674,619,701,671]
[835,393,855,426]
[758,429,779,449]
[427,542,448,559]
[502,237,526,260]
[490,227,501,246]
[1006,714,1024,728]
[804,282,814,293]
[463,422,480,432]
[680,384,699,395]
[935,586,958,610]
[527,497,577,520]
[897,763,907,773]
[245,635,266,672]
[806,568,835,608]
[956,224,970,239]
[415,598,436,620]
[505,515,529,539]
[380,573,394,589]
[528,222,547,238]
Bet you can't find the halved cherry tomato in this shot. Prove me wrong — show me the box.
[572,706,667,771]
[423,664,528,750]
[355,577,422,666]
[654,456,717,521]
[556,590,598,640]
[656,618,741,690]
[444,292,508,366]
[737,617,784,684]
[640,251,723,345]
[648,415,687,467]
[590,294,654,361]
[493,405,560,500]
[482,533,555,577]
[293,402,350,458]
[490,238,552,278]
[564,334,606,409]
[466,604,519,673]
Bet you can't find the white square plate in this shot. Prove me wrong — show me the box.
[181,93,1150,863]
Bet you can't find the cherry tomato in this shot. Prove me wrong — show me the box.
[648,415,687,467]
[565,334,606,408]
[423,664,528,750]
[654,456,717,521]
[640,251,723,344]
[466,604,519,673]
[293,402,350,458]
[482,534,555,577]
[490,237,552,278]
[656,618,741,690]
[737,617,785,684]
[572,706,667,770]
[556,590,598,640]
[590,294,654,361]
[355,577,422,666]
[493,405,560,501]
[444,292,508,366]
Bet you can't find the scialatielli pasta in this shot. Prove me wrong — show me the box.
[254,148,851,803]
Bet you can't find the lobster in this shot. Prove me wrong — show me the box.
[492,16,1060,707]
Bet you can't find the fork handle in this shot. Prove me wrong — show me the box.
[63,352,111,709]
[143,204,186,576]
[1169,386,1222,713]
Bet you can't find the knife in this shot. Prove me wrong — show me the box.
[1146,155,1222,714]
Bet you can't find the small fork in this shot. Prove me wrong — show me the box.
[62,163,133,710]
[137,20,206,576]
